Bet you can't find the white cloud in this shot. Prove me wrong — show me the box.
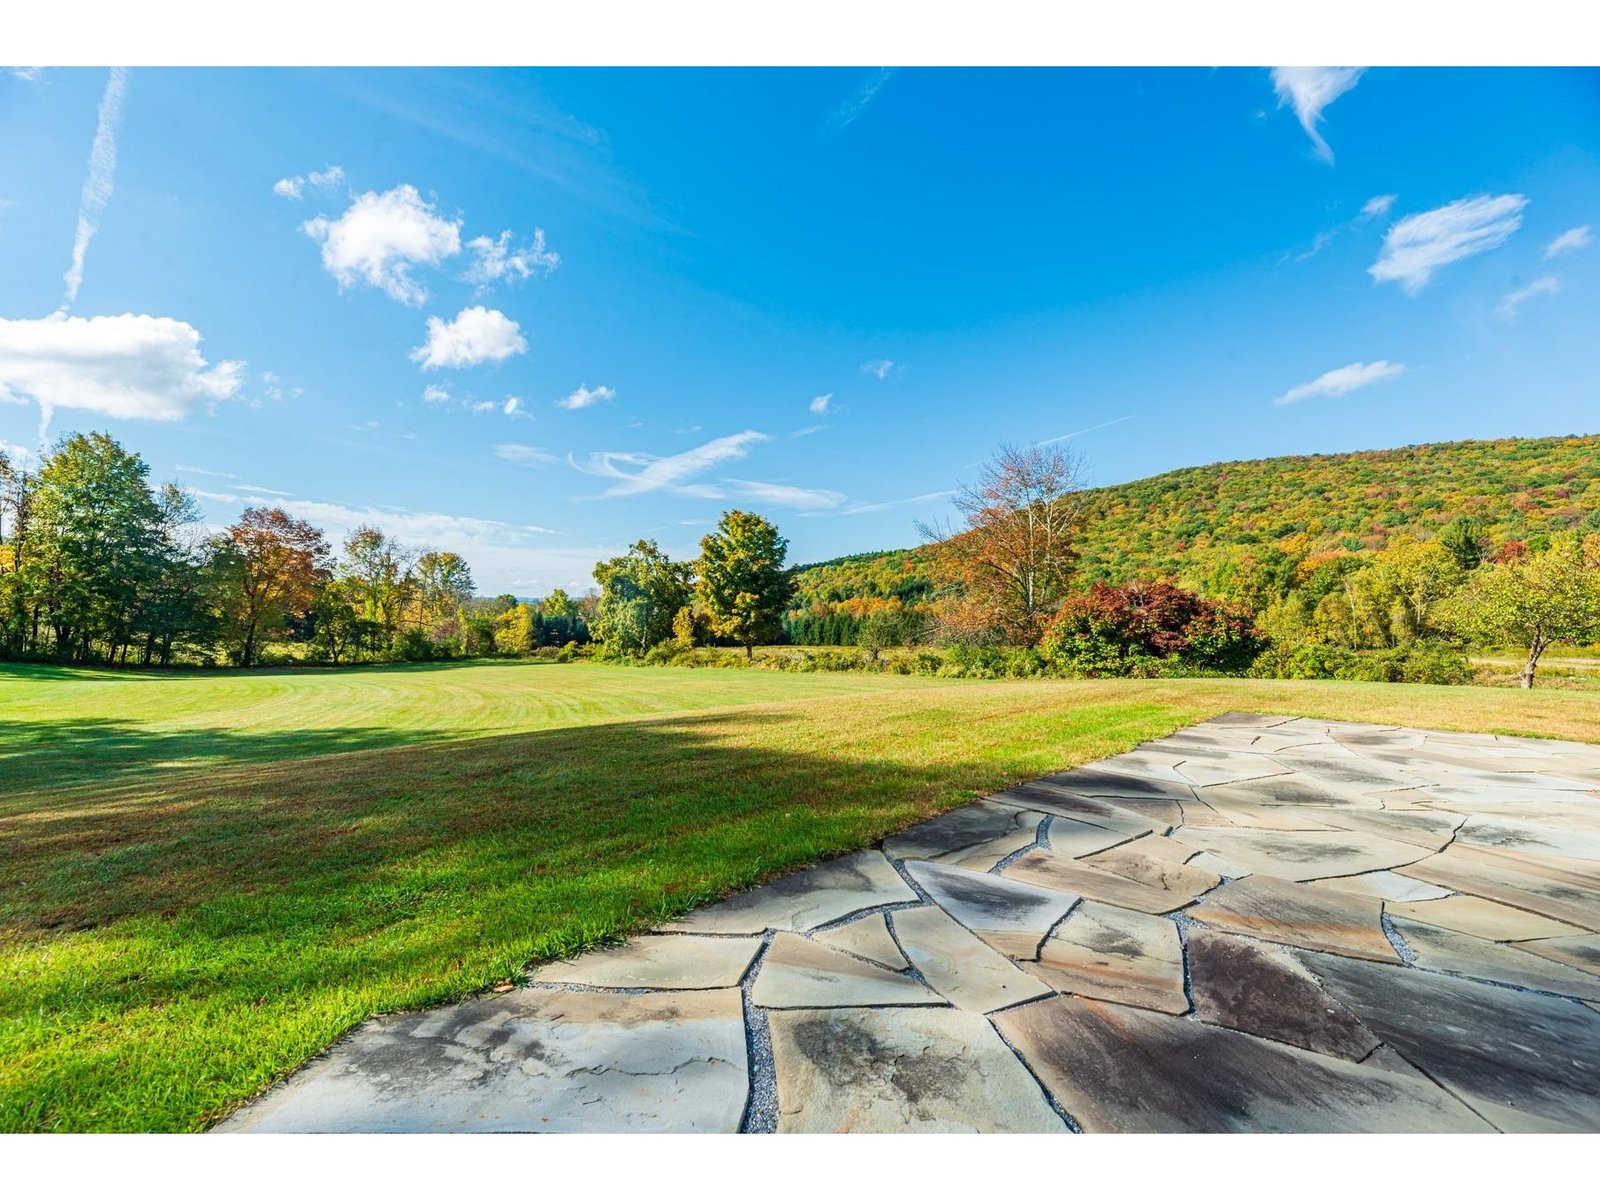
[7,68,43,81]
[1544,225,1592,259]
[1,438,34,464]
[410,306,526,370]
[724,479,846,510]
[791,424,825,439]
[557,383,615,410]
[0,313,244,434]
[495,442,557,465]
[303,185,462,305]
[1497,275,1561,321]
[572,430,770,498]
[1036,414,1136,445]
[503,395,522,416]
[272,165,345,201]
[422,384,451,404]
[861,359,894,379]
[1362,194,1396,219]
[63,67,129,306]
[1270,67,1364,164]
[1369,194,1528,295]
[465,229,559,286]
[808,392,832,415]
[1272,360,1404,406]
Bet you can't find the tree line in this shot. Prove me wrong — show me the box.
[0,432,514,667]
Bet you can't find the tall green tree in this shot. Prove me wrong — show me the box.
[1439,516,1486,571]
[21,433,163,662]
[696,510,795,659]
[592,539,691,655]
[1443,534,1600,687]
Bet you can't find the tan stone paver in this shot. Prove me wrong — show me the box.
[811,912,909,970]
[767,1007,1065,1133]
[750,933,940,1009]
[222,715,1600,1135]
[1022,901,1186,1013]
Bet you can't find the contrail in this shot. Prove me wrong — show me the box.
[1037,414,1136,446]
[62,67,130,307]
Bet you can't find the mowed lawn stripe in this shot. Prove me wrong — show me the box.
[2,663,1597,1132]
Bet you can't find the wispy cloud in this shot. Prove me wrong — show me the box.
[464,228,559,287]
[272,165,344,201]
[1282,194,1400,266]
[808,393,833,415]
[822,68,894,136]
[410,306,526,370]
[1370,194,1528,295]
[63,67,129,306]
[7,67,43,82]
[572,430,769,499]
[1362,194,1397,219]
[1497,275,1561,321]
[1037,415,1136,446]
[1270,67,1364,164]
[723,479,847,510]
[495,442,558,465]
[790,424,826,439]
[861,359,894,379]
[1272,360,1404,406]
[837,489,957,516]
[557,383,616,410]
[1544,225,1592,259]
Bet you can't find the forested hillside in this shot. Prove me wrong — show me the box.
[792,434,1600,620]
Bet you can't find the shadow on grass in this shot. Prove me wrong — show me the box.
[0,717,461,796]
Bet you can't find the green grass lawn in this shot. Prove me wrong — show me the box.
[3,659,1598,1132]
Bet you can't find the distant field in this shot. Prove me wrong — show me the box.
[3,660,1598,1132]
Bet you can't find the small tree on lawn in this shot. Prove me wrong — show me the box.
[696,511,795,659]
[592,539,692,655]
[1442,534,1600,688]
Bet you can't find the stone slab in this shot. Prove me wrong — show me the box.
[1173,826,1431,883]
[1023,901,1187,1014]
[1515,933,1600,976]
[882,799,1044,866]
[1456,815,1600,862]
[530,935,761,990]
[991,785,1169,837]
[890,905,1054,1013]
[1300,807,1464,850]
[751,932,941,1009]
[1397,842,1600,932]
[1301,951,1600,1132]
[220,987,749,1133]
[1387,894,1584,942]
[992,995,1489,1133]
[812,913,910,970]
[1003,848,1217,914]
[1186,928,1380,1061]
[1187,875,1399,962]
[1389,918,1600,1001]
[1312,870,1454,902]
[768,1006,1065,1133]
[660,850,917,934]
[904,859,1078,936]
[1046,816,1141,858]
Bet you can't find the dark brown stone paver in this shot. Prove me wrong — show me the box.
[222,715,1600,1134]
[991,995,1491,1132]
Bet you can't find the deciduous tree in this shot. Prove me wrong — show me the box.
[592,540,691,655]
[217,506,330,666]
[696,510,794,659]
[1442,534,1600,688]
[918,443,1087,645]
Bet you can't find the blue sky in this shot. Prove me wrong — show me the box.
[2,66,1597,594]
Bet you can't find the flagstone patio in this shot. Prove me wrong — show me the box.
[220,713,1600,1134]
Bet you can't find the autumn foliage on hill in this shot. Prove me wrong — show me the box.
[791,434,1600,624]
